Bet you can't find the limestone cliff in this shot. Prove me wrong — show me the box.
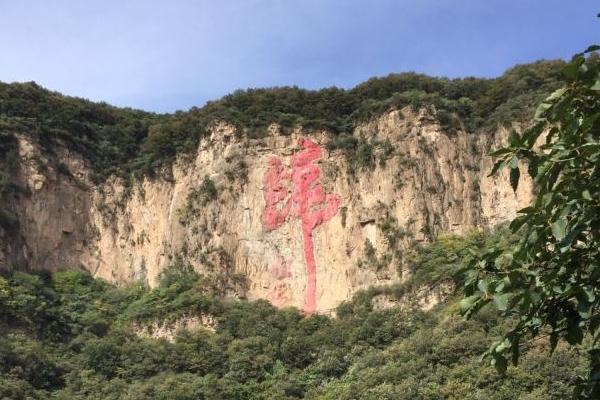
[0,107,533,313]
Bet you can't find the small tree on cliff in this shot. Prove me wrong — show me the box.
[460,43,600,398]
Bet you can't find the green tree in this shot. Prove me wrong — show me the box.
[460,44,600,398]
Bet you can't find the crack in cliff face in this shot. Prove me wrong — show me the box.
[0,110,534,311]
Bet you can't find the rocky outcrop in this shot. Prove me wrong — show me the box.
[133,314,216,342]
[0,107,533,312]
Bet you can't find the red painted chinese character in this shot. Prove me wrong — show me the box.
[262,138,340,313]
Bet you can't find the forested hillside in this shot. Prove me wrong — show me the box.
[0,230,585,399]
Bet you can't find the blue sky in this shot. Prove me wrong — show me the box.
[1,0,598,113]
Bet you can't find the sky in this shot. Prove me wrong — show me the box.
[0,0,598,113]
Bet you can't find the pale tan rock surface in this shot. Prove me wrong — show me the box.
[0,109,533,312]
[133,314,216,342]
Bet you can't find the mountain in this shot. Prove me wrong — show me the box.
[1,59,591,399]
[0,60,564,313]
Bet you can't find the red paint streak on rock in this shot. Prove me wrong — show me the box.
[262,139,340,313]
[262,157,292,230]
[291,139,340,313]
[267,255,293,308]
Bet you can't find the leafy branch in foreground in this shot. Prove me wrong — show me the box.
[460,45,600,398]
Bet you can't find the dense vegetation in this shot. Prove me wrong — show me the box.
[0,130,23,232]
[461,47,600,398]
[0,60,564,182]
[0,231,587,400]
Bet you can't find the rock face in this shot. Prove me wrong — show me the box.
[133,314,216,342]
[0,108,533,312]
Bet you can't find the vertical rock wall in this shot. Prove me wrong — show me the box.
[0,108,534,312]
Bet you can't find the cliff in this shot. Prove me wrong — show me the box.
[0,106,533,313]
[2,61,565,312]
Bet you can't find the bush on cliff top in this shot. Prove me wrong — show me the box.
[0,60,564,182]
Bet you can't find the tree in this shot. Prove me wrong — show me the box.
[460,44,600,398]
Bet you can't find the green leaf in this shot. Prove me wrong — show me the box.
[493,293,511,311]
[549,87,567,100]
[508,130,521,147]
[559,223,586,252]
[563,56,584,80]
[511,337,520,366]
[491,353,508,374]
[521,122,545,148]
[477,279,489,295]
[534,102,551,120]
[489,147,512,157]
[459,295,479,314]
[551,219,567,241]
[578,299,592,320]
[510,167,520,193]
[495,338,512,353]
[489,159,507,177]
[584,44,600,53]
[507,271,525,287]
[565,324,584,345]
[583,286,596,303]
